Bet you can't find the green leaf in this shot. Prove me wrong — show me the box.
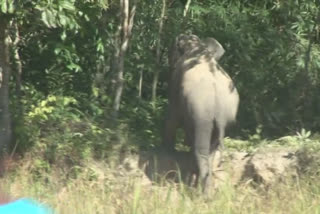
[46,10,57,28]
[41,11,50,27]
[60,31,67,41]
[58,14,68,26]
[48,95,57,102]
[42,9,57,28]
[59,0,75,11]
[1,0,7,13]
[67,63,81,72]
[97,39,104,53]
[190,5,210,15]
[7,0,13,13]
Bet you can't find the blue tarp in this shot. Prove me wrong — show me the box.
[0,198,53,214]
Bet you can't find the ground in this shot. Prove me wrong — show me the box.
[1,137,320,214]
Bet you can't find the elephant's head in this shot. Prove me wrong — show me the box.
[176,34,202,55]
[169,34,225,69]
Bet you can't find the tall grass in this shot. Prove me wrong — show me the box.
[2,133,320,214]
[2,160,320,214]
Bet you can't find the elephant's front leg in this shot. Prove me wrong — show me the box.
[163,104,179,152]
[181,122,197,186]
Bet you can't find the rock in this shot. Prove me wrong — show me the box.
[244,148,298,186]
[213,151,251,187]
[118,155,152,186]
[137,147,299,188]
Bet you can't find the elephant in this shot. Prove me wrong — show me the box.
[163,34,239,195]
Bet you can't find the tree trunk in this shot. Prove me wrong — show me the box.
[0,17,12,153]
[304,22,316,76]
[112,0,136,119]
[12,21,22,103]
[183,0,192,17]
[151,0,166,102]
[301,20,317,123]
[138,70,143,98]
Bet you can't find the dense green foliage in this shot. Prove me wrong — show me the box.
[0,0,319,163]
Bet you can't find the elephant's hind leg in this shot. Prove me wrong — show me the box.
[193,120,213,195]
[208,126,224,189]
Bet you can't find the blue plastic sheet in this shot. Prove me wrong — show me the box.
[0,198,53,214]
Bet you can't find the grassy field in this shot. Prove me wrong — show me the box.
[2,170,320,214]
[1,138,320,214]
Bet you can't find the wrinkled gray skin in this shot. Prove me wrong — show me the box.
[164,34,239,195]
[202,37,225,61]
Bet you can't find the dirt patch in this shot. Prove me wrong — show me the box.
[137,147,302,188]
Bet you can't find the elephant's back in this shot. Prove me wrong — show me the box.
[181,58,216,98]
[180,58,239,122]
[180,58,217,118]
[213,70,240,123]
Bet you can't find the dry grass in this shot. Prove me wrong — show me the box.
[1,157,320,214]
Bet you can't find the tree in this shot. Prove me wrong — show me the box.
[151,0,166,102]
[112,0,137,119]
[0,15,12,153]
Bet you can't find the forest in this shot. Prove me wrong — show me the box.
[0,0,320,213]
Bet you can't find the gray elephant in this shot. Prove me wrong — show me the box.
[163,34,239,194]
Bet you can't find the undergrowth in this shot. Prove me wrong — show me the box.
[2,156,320,214]
[6,94,320,214]
[2,132,320,214]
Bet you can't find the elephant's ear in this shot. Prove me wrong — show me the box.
[202,37,225,61]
